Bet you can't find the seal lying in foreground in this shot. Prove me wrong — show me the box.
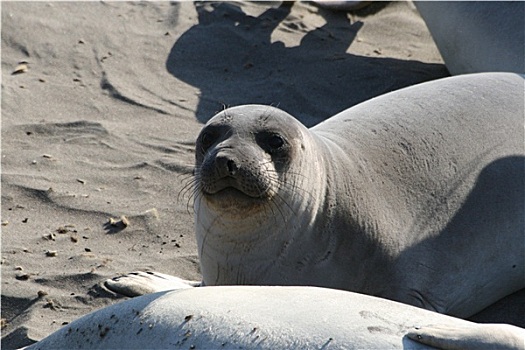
[24,286,525,350]
[102,73,524,348]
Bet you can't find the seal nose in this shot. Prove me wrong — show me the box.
[227,159,238,175]
[216,154,239,177]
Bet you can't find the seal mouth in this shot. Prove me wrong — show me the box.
[208,186,252,198]
[201,176,270,199]
[201,186,271,214]
[203,185,265,200]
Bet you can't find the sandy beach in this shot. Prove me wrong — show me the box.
[0,1,455,348]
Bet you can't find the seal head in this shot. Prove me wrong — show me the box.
[195,105,313,217]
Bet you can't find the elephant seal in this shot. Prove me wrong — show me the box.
[106,72,524,321]
[23,286,525,350]
[414,1,525,75]
[194,72,524,317]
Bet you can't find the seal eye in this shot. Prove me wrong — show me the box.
[200,131,216,153]
[267,134,284,150]
[256,132,286,154]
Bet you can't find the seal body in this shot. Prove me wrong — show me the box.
[27,286,524,350]
[415,2,525,74]
[194,72,525,318]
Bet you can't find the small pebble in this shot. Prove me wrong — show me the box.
[120,215,130,227]
[43,233,56,241]
[43,299,57,310]
[12,63,28,75]
[16,273,30,281]
[45,250,58,257]
[57,227,68,234]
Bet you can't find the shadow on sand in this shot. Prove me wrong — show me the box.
[166,2,448,125]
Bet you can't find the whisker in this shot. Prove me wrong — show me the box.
[265,169,311,204]
[178,169,203,215]
[178,174,196,201]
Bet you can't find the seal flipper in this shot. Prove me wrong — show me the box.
[406,324,525,350]
[104,271,201,297]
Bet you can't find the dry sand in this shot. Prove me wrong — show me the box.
[0,1,455,348]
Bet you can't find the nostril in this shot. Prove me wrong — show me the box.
[215,154,239,177]
[227,159,238,175]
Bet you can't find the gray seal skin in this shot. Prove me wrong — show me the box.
[24,286,525,350]
[414,1,525,75]
[194,72,524,319]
